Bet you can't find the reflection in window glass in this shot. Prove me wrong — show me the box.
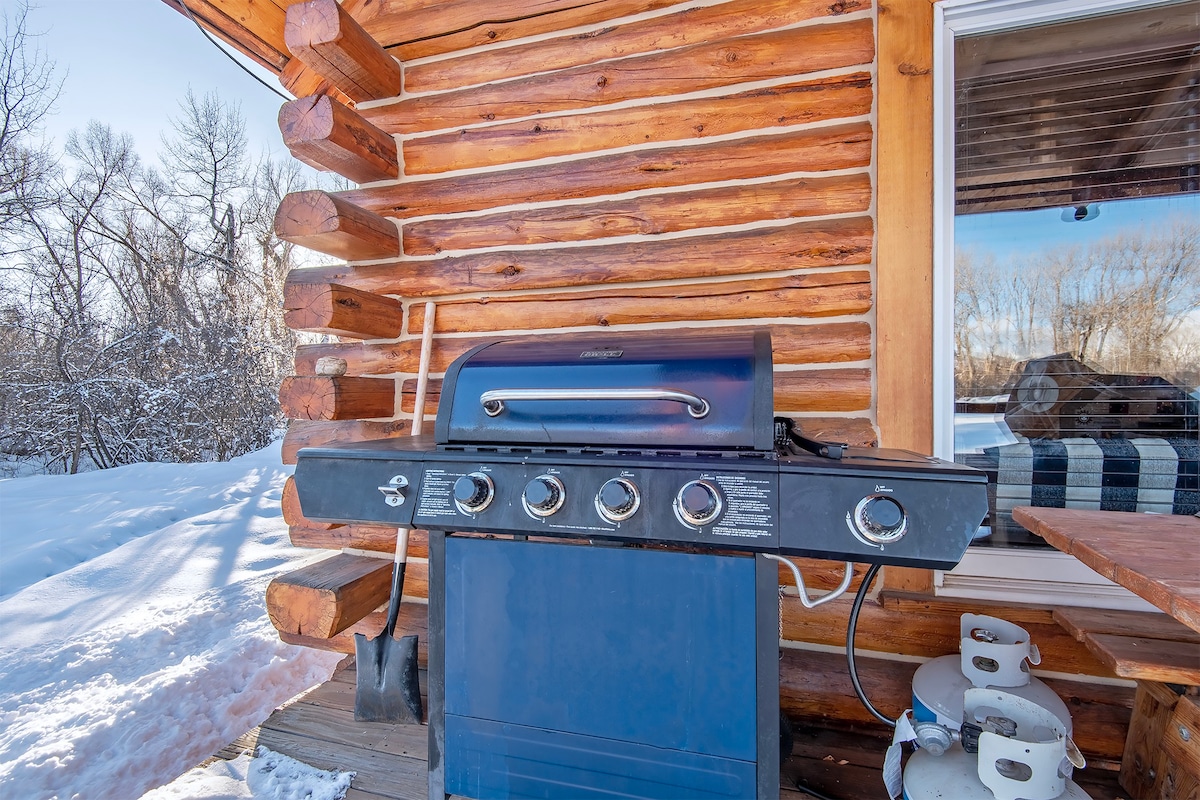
[950,5,1199,549]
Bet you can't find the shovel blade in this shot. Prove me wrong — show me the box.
[354,631,423,724]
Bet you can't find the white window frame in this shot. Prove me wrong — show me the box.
[930,0,1177,611]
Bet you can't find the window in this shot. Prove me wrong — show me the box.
[932,0,1198,607]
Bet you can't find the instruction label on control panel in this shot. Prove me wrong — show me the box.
[414,468,459,520]
[708,473,776,540]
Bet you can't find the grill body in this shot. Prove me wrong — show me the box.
[291,329,989,800]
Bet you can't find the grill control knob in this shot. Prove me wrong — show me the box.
[453,472,494,514]
[854,494,907,543]
[675,480,723,527]
[596,478,640,522]
[523,475,565,517]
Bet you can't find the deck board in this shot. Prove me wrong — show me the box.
[207,660,1125,800]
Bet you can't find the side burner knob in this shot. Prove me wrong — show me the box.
[596,478,640,522]
[523,475,565,517]
[453,472,494,514]
[675,480,723,527]
[854,495,907,543]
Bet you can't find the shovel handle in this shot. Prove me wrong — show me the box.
[382,534,408,639]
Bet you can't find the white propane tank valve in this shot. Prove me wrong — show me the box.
[903,689,1091,800]
[912,613,1072,734]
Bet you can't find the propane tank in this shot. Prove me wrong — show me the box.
[912,614,1072,734]
[903,688,1090,800]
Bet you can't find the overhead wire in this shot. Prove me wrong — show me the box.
[175,0,292,102]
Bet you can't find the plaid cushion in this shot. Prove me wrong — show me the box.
[986,436,1199,520]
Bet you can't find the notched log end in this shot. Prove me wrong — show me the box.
[274,190,340,238]
[279,94,334,144]
[284,0,344,51]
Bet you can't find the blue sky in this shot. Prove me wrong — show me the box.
[31,0,288,161]
[956,193,1199,261]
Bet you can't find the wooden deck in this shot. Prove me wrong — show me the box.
[212,659,1126,800]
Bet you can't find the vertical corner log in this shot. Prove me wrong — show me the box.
[279,375,396,420]
[283,0,401,103]
[283,280,404,339]
[274,190,400,261]
[279,95,398,184]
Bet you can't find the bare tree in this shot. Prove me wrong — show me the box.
[0,0,60,236]
[955,217,1200,398]
[0,92,306,474]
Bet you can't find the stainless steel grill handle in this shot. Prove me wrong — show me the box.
[480,388,710,419]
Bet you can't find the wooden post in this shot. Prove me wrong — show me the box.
[283,0,401,103]
[279,375,396,420]
[279,94,398,183]
[1121,682,1181,798]
[274,190,400,261]
[283,280,404,339]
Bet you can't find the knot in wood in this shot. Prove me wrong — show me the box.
[500,265,521,277]
[596,75,608,88]
[315,356,349,376]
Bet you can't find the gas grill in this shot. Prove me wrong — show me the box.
[293,329,989,800]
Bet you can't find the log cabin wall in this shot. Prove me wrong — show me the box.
[238,0,1137,771]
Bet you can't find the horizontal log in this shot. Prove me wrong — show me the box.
[362,19,873,136]
[406,271,872,334]
[283,281,404,339]
[404,73,873,175]
[293,323,872,378]
[279,375,396,420]
[282,475,340,530]
[279,94,398,183]
[786,417,877,448]
[266,552,393,638]
[291,216,874,298]
[402,0,869,94]
[295,338,479,379]
[284,0,401,102]
[399,379,440,416]
[402,172,872,255]
[279,48,332,99]
[289,525,430,560]
[339,121,872,220]
[281,419,411,464]
[779,647,1132,765]
[274,191,399,262]
[853,590,1115,674]
[277,602,427,658]
[775,369,871,413]
[368,0,681,63]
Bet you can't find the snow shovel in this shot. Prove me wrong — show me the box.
[354,533,422,723]
[354,302,436,724]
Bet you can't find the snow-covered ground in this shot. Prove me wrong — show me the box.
[0,442,347,799]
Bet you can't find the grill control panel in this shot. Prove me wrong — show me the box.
[412,457,780,551]
[293,444,988,568]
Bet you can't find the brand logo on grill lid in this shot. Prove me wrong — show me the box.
[580,348,623,359]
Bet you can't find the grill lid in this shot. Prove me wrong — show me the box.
[435,329,774,451]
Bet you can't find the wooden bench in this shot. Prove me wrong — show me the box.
[1053,607,1199,799]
